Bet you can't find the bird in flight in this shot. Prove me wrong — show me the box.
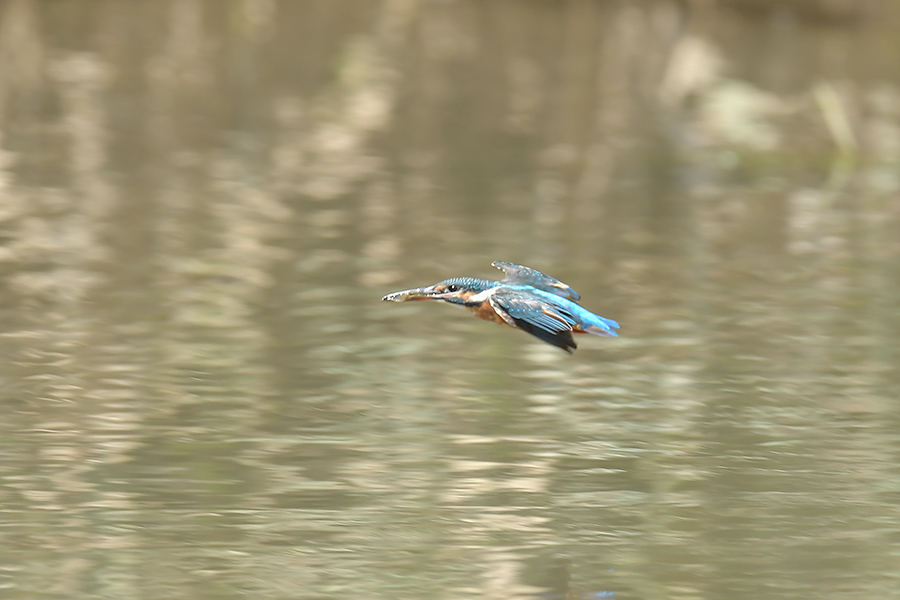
[382,261,619,353]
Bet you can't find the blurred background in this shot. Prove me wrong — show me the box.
[1,0,899,598]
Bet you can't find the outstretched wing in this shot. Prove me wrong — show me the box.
[489,288,579,353]
[491,261,581,301]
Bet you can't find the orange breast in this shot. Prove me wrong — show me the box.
[467,301,510,326]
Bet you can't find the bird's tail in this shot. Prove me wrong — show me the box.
[584,315,619,337]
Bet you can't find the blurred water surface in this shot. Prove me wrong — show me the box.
[1,1,899,598]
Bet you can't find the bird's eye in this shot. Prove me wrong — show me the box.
[445,284,460,293]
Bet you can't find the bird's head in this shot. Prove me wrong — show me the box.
[382,277,494,305]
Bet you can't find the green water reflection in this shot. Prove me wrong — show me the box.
[1,1,899,598]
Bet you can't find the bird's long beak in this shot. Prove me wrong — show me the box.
[382,285,447,302]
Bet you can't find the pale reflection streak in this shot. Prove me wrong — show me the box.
[0,0,43,109]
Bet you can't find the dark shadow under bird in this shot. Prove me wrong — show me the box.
[382,261,619,353]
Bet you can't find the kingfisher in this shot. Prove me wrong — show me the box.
[382,261,619,353]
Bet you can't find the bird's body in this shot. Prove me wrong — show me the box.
[382,261,619,353]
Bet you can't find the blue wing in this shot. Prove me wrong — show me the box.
[492,261,581,301]
[489,288,579,352]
